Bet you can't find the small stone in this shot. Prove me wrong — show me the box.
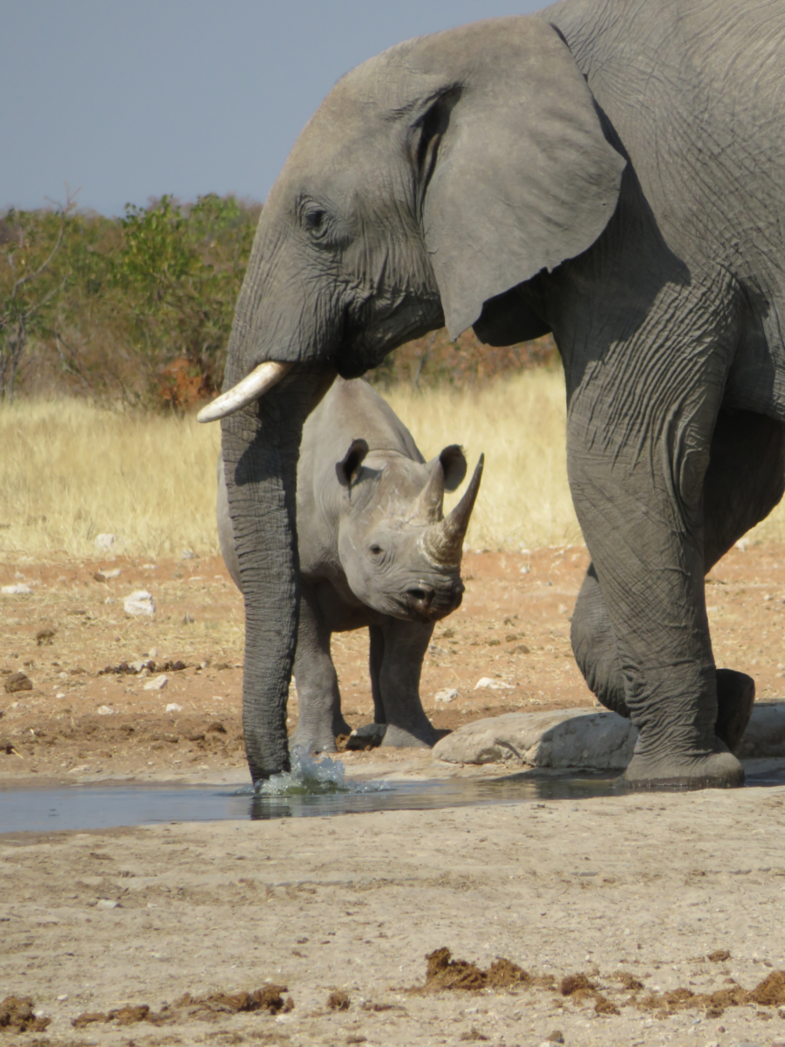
[56,692,66,699]
[129,660,149,674]
[474,677,514,691]
[545,1034,564,1046]
[124,591,155,617]
[144,675,169,691]
[181,549,199,560]
[434,688,459,704]
[5,671,33,694]
[94,533,116,550]
[96,899,120,909]
[94,568,121,582]
[96,706,114,716]
[1,584,32,595]
[735,537,750,552]
[165,702,182,712]
[35,628,55,646]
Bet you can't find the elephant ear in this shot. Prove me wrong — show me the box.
[414,18,626,339]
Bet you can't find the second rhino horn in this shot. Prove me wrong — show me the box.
[412,459,446,524]
[424,454,484,567]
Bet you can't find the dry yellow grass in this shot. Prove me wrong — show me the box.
[3,371,784,560]
[0,399,222,559]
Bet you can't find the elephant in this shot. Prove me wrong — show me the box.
[199,0,785,788]
[216,374,482,754]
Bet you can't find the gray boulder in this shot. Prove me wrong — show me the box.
[433,703,785,770]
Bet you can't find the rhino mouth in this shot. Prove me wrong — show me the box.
[401,582,464,622]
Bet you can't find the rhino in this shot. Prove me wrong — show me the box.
[217,375,483,755]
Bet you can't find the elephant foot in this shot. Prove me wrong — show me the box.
[623,744,745,791]
[383,722,438,748]
[715,669,755,753]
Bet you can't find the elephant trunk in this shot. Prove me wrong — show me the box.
[220,369,323,782]
[424,454,484,567]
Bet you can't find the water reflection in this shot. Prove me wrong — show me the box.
[1,764,783,835]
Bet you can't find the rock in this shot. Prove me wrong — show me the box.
[94,533,116,550]
[94,568,121,582]
[96,706,114,716]
[181,549,199,560]
[5,671,33,694]
[123,591,155,617]
[346,723,387,750]
[143,675,169,691]
[433,709,637,769]
[35,628,55,646]
[434,688,459,704]
[736,702,785,758]
[474,677,515,691]
[1,584,32,595]
[165,702,182,713]
[96,899,120,910]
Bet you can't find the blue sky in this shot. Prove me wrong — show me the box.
[2,1,545,217]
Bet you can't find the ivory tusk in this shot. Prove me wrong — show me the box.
[197,361,294,423]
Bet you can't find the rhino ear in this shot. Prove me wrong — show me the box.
[438,445,467,492]
[336,438,369,488]
[414,18,626,339]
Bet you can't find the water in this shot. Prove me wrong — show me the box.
[2,750,784,835]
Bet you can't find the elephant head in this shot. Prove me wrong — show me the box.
[199,16,625,782]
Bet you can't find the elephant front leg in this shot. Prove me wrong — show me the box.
[567,407,743,789]
[290,583,352,754]
[377,619,438,748]
[571,409,785,755]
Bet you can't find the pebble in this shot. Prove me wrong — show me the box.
[94,533,117,550]
[181,549,199,560]
[143,675,169,691]
[165,702,183,712]
[94,567,122,582]
[1,583,32,595]
[434,688,459,704]
[474,676,514,691]
[96,899,120,909]
[124,590,155,617]
[96,705,114,715]
[5,671,33,694]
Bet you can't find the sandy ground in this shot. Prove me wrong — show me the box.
[3,545,785,1045]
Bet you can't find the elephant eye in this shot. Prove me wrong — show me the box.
[303,208,328,238]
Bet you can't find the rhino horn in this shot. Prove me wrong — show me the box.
[412,459,446,524]
[425,454,484,567]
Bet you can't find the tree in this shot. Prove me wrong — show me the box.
[0,206,70,400]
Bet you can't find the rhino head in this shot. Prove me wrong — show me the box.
[335,441,484,623]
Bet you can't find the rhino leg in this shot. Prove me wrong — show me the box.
[375,619,438,748]
[369,624,386,725]
[291,583,352,753]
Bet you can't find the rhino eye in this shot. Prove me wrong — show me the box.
[370,544,383,556]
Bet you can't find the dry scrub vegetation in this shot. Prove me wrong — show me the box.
[3,369,785,560]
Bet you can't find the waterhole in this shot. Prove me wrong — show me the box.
[2,751,784,834]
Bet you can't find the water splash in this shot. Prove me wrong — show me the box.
[252,748,389,797]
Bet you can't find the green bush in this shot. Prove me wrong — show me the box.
[1,196,556,406]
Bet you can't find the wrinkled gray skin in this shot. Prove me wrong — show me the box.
[217,0,785,787]
[217,375,480,754]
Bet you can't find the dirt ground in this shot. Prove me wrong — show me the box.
[3,543,785,783]
[3,544,785,1046]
